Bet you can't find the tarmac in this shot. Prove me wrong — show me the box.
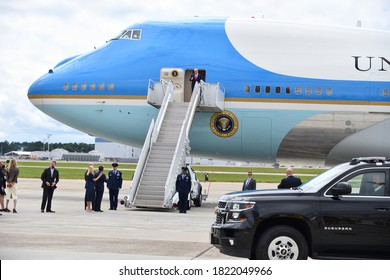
[0,178,277,260]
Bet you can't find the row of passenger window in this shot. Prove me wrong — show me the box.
[244,85,390,97]
[245,85,333,96]
[63,82,114,92]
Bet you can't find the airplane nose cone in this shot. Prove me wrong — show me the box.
[28,70,55,97]
[28,53,82,101]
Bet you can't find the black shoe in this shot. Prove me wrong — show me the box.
[41,210,44,213]
[47,210,55,213]
[13,209,17,213]
[109,208,113,210]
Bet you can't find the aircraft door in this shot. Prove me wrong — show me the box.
[369,72,388,113]
[185,69,206,102]
[160,68,185,102]
[242,117,272,160]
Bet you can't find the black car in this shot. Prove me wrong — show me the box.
[210,157,390,260]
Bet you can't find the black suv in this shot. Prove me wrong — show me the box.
[210,157,390,260]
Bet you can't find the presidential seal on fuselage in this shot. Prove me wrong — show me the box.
[210,110,238,138]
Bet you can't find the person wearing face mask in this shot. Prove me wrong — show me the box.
[40,160,59,213]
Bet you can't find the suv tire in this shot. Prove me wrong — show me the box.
[194,187,202,207]
[255,225,308,260]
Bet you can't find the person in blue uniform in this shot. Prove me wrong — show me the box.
[93,165,107,212]
[176,167,191,213]
[278,167,302,189]
[107,162,122,210]
[84,164,95,212]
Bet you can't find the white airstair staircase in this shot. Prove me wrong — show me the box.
[133,101,191,208]
[124,79,225,208]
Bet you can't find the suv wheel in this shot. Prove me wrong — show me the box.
[255,225,308,260]
[194,187,202,207]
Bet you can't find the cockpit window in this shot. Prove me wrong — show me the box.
[112,29,142,40]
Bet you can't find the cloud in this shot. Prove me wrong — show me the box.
[0,0,389,144]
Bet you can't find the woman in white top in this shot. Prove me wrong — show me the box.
[5,159,19,213]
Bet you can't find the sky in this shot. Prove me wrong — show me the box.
[0,0,389,145]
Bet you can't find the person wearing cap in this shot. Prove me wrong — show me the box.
[107,162,123,210]
[175,167,191,213]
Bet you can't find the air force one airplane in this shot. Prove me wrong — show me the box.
[28,18,390,165]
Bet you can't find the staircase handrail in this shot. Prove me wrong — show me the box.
[128,118,155,206]
[216,82,225,111]
[198,80,225,111]
[163,82,202,207]
[151,79,174,143]
[146,79,155,105]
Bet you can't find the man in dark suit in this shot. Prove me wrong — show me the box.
[40,160,59,213]
[94,165,107,212]
[190,68,203,92]
[242,171,256,191]
[176,167,192,213]
[278,167,302,189]
[107,162,123,210]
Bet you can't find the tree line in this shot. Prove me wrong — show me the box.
[0,141,94,155]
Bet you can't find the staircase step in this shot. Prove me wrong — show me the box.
[140,172,167,178]
[144,163,171,169]
[148,159,172,166]
[149,149,175,155]
[137,195,164,200]
[136,189,165,195]
[139,180,165,184]
[134,200,165,208]
[158,130,181,137]
[151,145,176,152]
[142,165,169,171]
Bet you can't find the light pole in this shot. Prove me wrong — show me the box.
[46,134,52,159]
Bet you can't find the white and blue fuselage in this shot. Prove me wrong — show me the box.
[28,18,390,165]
